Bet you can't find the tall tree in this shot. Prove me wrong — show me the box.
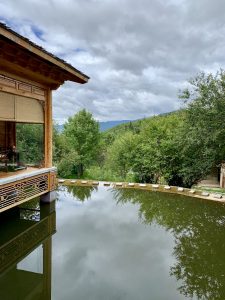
[133,113,184,185]
[63,109,100,177]
[16,123,44,166]
[106,132,137,179]
[179,70,225,186]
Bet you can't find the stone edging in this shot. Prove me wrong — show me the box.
[57,179,225,203]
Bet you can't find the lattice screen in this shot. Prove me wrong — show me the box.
[0,174,49,210]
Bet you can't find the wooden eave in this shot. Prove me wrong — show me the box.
[0,23,89,89]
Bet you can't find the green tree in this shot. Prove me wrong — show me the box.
[106,132,138,179]
[57,149,81,178]
[16,123,44,166]
[133,113,184,185]
[179,70,225,186]
[52,123,66,164]
[63,109,100,177]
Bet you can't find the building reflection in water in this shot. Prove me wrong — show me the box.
[0,198,56,300]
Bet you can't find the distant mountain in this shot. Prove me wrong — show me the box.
[102,110,182,137]
[55,120,133,132]
[99,120,132,131]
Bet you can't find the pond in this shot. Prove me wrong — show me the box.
[0,185,225,300]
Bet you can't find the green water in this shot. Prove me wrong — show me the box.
[0,186,225,300]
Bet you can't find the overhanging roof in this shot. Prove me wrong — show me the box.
[0,23,89,89]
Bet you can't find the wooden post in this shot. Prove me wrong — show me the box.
[220,164,225,188]
[42,237,52,300]
[45,89,52,168]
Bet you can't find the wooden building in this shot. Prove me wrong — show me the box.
[0,23,89,212]
[0,200,56,299]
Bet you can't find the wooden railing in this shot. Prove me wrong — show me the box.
[0,169,57,213]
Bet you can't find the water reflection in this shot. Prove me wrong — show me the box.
[0,198,56,300]
[65,185,98,202]
[113,188,225,299]
[55,187,177,300]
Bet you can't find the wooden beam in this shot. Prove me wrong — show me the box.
[0,74,47,101]
[0,70,47,89]
[0,40,71,88]
[0,26,89,83]
[44,89,52,168]
[0,58,63,88]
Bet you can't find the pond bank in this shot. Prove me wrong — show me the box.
[57,179,225,203]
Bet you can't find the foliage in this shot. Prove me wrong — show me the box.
[106,132,138,179]
[132,113,184,184]
[53,123,64,164]
[57,149,81,178]
[178,70,225,186]
[59,109,100,177]
[16,123,44,166]
[102,119,143,144]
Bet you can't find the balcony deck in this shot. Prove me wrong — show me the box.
[0,167,56,185]
[0,167,57,213]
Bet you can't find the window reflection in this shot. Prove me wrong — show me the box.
[0,199,56,300]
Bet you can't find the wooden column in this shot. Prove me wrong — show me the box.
[42,237,52,300]
[220,164,225,188]
[44,89,52,168]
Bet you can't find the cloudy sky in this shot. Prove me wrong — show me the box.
[1,0,225,123]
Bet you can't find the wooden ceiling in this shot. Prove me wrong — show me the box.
[0,24,89,90]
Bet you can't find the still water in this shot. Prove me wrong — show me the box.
[1,186,225,300]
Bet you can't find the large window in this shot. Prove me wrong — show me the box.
[0,91,45,172]
[0,121,44,172]
[16,123,44,167]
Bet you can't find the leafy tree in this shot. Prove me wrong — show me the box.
[63,109,100,177]
[52,123,66,164]
[16,123,44,166]
[179,70,225,186]
[57,149,81,178]
[102,119,142,145]
[133,113,184,185]
[106,132,138,179]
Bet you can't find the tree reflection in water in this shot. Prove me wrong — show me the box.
[113,188,225,300]
[66,185,98,202]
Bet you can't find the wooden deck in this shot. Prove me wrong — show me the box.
[0,166,56,186]
[0,167,38,179]
[0,167,57,213]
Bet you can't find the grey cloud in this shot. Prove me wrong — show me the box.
[1,0,225,121]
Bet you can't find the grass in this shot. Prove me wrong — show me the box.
[193,185,225,195]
